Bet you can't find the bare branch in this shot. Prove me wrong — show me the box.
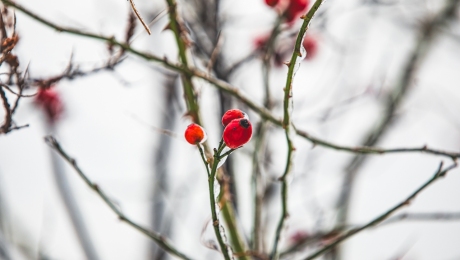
[44,136,194,260]
[128,0,151,35]
[5,0,460,161]
[303,162,457,260]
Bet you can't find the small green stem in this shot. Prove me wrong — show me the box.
[219,149,236,160]
[207,147,232,260]
[197,144,210,176]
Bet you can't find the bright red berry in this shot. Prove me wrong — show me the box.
[35,87,63,124]
[222,109,248,127]
[184,123,207,145]
[303,36,318,60]
[223,118,252,149]
[265,0,279,7]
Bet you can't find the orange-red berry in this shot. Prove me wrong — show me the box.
[223,118,252,149]
[184,123,207,145]
[222,109,248,127]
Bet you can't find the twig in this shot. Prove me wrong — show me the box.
[201,141,232,260]
[281,211,460,258]
[128,0,151,35]
[0,86,11,134]
[303,162,457,260]
[251,120,269,252]
[271,1,324,259]
[47,126,100,260]
[5,0,460,160]
[198,144,211,176]
[44,136,194,260]
[382,212,460,225]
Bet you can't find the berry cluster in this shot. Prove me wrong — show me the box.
[184,109,253,149]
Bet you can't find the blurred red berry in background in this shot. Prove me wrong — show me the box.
[34,87,64,124]
[254,34,270,51]
[303,35,318,60]
[265,0,280,7]
[223,118,252,149]
[184,123,207,145]
[285,0,309,23]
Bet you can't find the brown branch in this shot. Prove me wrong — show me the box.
[128,0,151,35]
[44,136,194,260]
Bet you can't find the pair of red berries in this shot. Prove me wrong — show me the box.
[184,109,253,149]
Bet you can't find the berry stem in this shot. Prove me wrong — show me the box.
[207,145,232,260]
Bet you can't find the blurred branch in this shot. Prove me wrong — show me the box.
[382,212,460,225]
[150,74,178,260]
[164,0,204,128]
[0,86,11,133]
[47,128,100,260]
[303,162,457,260]
[251,121,269,252]
[281,211,460,258]
[31,54,125,89]
[6,0,460,160]
[334,1,460,257]
[251,11,284,255]
[44,136,194,260]
[271,1,324,259]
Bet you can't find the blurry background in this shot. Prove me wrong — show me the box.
[0,0,459,259]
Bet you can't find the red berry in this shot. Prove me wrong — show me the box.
[223,118,252,149]
[184,123,207,145]
[303,36,318,60]
[265,0,279,7]
[222,109,248,127]
[35,87,63,124]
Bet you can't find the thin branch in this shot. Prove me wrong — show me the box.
[281,211,460,258]
[198,144,211,177]
[5,0,460,161]
[128,0,151,35]
[303,162,457,260]
[382,212,460,225]
[271,1,324,259]
[0,86,11,134]
[44,136,194,260]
